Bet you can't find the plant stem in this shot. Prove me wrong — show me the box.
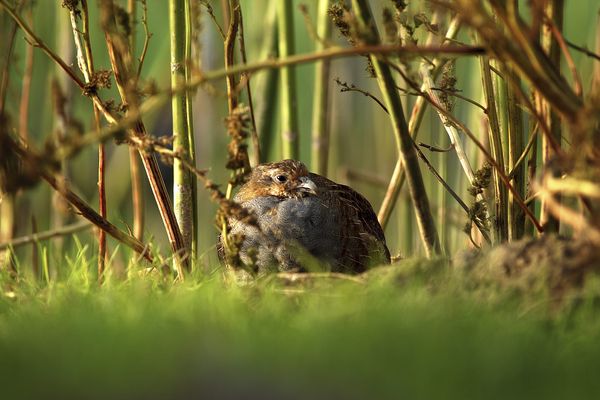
[352,0,440,257]
[480,56,508,242]
[278,0,299,159]
[170,0,196,272]
[506,69,525,240]
[71,0,107,277]
[310,0,332,175]
[128,0,145,241]
[185,0,198,266]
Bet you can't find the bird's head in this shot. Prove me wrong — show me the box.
[235,159,318,202]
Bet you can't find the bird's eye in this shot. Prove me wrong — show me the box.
[275,174,287,183]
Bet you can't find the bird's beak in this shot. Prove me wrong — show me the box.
[297,176,318,195]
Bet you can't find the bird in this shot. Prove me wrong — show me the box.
[218,159,390,274]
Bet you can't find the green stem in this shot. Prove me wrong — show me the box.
[480,56,508,243]
[278,0,299,159]
[352,0,440,257]
[170,0,195,271]
[310,0,332,175]
[185,0,198,264]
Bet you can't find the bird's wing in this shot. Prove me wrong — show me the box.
[309,173,391,270]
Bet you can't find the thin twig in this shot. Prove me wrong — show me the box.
[335,78,388,113]
[418,142,453,152]
[431,87,487,112]
[565,38,600,61]
[508,123,538,180]
[0,221,92,251]
[200,1,226,39]
[136,0,152,77]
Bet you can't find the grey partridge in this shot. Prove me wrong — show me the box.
[219,159,390,274]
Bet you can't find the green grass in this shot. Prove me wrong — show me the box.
[2,257,600,399]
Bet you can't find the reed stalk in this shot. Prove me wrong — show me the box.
[506,68,525,240]
[0,221,92,252]
[278,0,299,160]
[170,0,197,271]
[479,56,508,242]
[128,0,145,241]
[185,0,198,264]
[311,0,332,176]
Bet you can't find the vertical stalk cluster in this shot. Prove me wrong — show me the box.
[352,0,441,257]
[480,57,508,242]
[100,0,188,274]
[377,17,461,230]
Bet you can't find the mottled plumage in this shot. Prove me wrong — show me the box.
[219,159,390,274]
